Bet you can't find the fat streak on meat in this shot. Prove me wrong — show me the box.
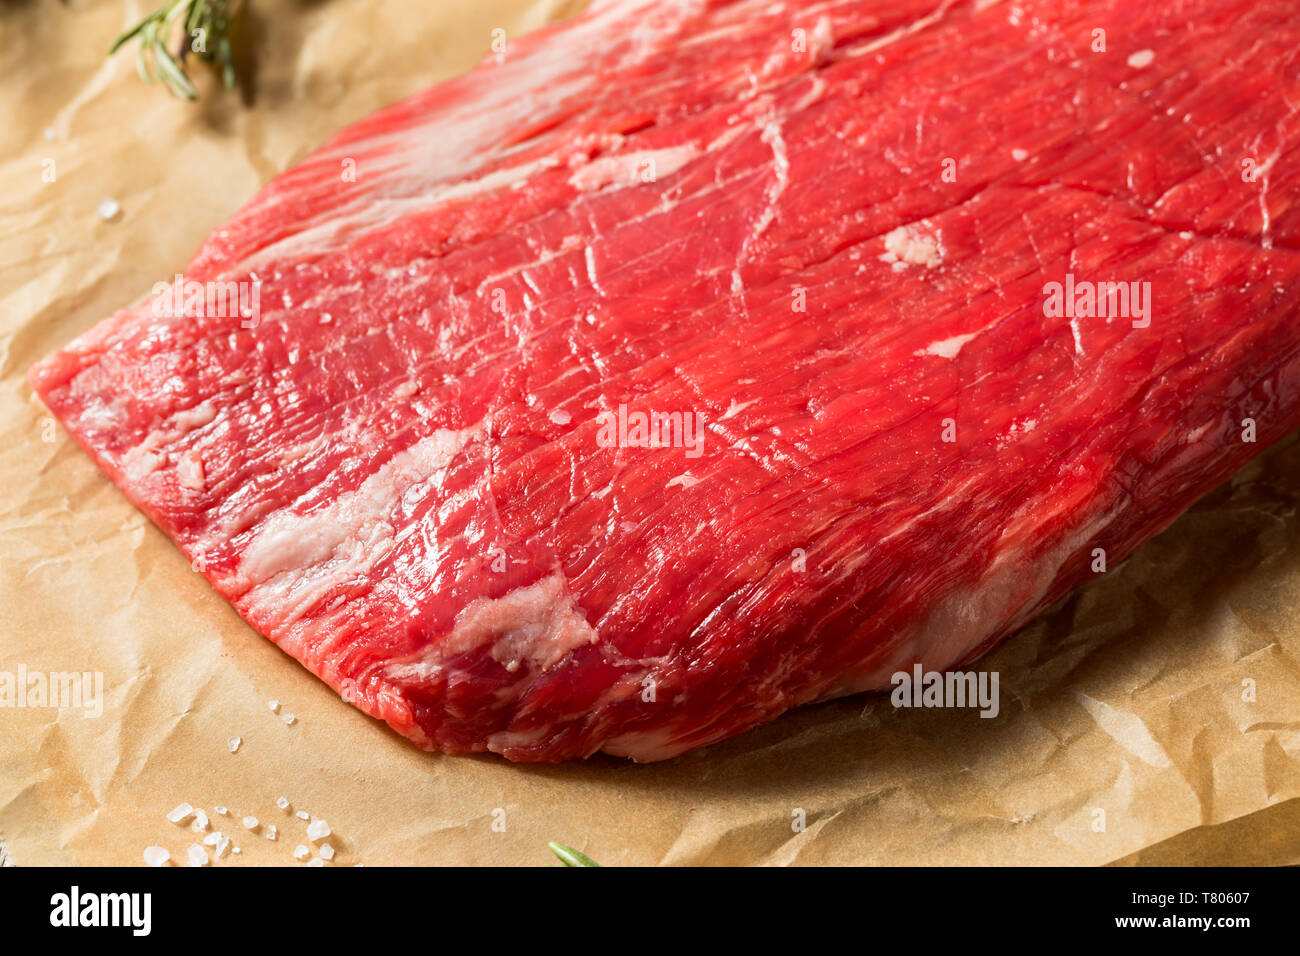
[29,0,1300,761]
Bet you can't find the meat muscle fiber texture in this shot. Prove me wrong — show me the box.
[29,0,1300,761]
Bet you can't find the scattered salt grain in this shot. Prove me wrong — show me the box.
[216,836,231,858]
[306,818,331,842]
[268,699,280,713]
[232,846,241,855]
[191,809,209,832]
[187,844,208,867]
[96,197,121,222]
[143,846,170,867]
[307,859,325,867]
[202,832,223,846]
[320,844,335,861]
[296,810,310,821]
[228,736,241,753]
[242,816,259,831]
[214,806,229,816]
[1011,148,1029,162]
[265,825,278,841]
[281,712,296,725]
[276,796,290,811]
[166,802,194,825]
[293,845,311,861]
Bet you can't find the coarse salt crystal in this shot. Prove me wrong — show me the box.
[97,198,121,222]
[228,736,241,753]
[276,796,290,810]
[306,818,331,841]
[232,846,241,855]
[214,806,229,816]
[265,825,278,841]
[268,699,279,712]
[191,809,209,832]
[143,846,170,867]
[216,836,231,858]
[293,845,311,861]
[281,713,296,725]
[167,802,194,824]
[242,816,259,831]
[320,844,335,861]
[187,844,208,867]
[307,859,325,867]
[202,831,223,846]
[296,810,310,821]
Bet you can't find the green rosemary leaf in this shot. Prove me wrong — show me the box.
[150,38,198,100]
[135,45,156,85]
[548,842,601,867]
[219,35,236,89]
[109,19,152,55]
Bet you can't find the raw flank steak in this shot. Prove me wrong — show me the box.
[30,0,1300,760]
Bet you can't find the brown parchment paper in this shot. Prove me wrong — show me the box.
[2,0,1299,868]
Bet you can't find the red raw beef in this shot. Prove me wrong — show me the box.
[29,0,1300,760]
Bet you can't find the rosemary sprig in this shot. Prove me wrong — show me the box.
[548,842,601,867]
[109,1,239,100]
